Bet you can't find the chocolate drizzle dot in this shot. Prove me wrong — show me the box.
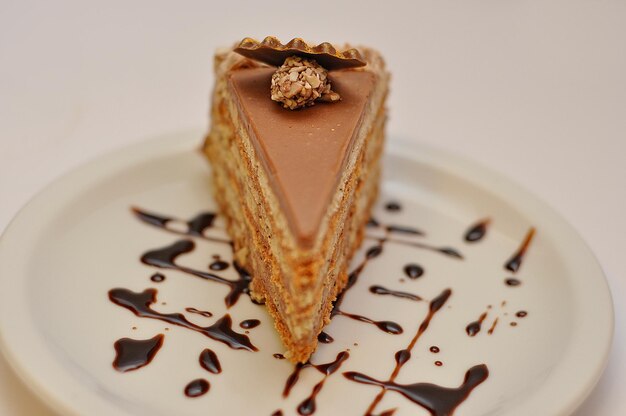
[505,278,522,286]
[209,259,229,271]
[317,331,334,344]
[367,217,380,227]
[199,348,222,374]
[150,273,165,282]
[184,379,210,397]
[112,334,164,372]
[465,219,491,242]
[385,201,402,212]
[395,349,411,365]
[240,319,261,329]
[366,245,384,259]
[403,264,424,279]
[466,312,488,337]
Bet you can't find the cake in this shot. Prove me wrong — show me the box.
[203,37,389,363]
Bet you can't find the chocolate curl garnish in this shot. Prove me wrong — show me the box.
[234,36,366,70]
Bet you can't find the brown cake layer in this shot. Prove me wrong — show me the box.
[204,46,389,362]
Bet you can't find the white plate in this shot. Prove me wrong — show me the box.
[0,131,613,416]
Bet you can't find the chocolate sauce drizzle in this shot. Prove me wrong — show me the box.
[185,307,213,318]
[281,352,350,414]
[187,212,217,236]
[317,331,334,344]
[296,351,350,415]
[366,218,380,227]
[344,364,489,416]
[343,289,478,416]
[282,352,348,398]
[199,348,222,374]
[150,273,166,282]
[366,235,462,259]
[385,225,424,236]
[487,318,499,335]
[335,311,403,334]
[516,311,527,318]
[466,312,488,337]
[112,334,164,372]
[184,379,210,397]
[395,349,410,366]
[114,207,502,412]
[329,240,403,335]
[369,285,422,301]
[505,278,521,287]
[464,219,490,242]
[283,364,307,397]
[505,228,536,273]
[369,217,424,236]
[209,259,230,271]
[385,201,402,212]
[132,207,229,244]
[240,319,261,329]
[403,263,424,279]
[367,217,465,258]
[140,239,251,308]
[274,353,286,360]
[108,288,257,351]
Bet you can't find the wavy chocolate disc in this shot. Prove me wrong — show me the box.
[234,36,366,70]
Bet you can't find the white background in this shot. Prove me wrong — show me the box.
[0,0,624,414]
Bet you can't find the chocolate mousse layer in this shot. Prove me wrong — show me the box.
[229,68,376,247]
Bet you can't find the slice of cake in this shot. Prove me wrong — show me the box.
[203,37,389,362]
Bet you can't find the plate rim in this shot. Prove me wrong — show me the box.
[0,129,614,416]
